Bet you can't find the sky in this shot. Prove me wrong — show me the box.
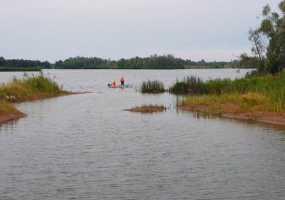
[0,0,282,62]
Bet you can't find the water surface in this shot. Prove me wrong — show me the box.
[0,69,284,200]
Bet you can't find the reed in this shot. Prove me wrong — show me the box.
[140,80,165,94]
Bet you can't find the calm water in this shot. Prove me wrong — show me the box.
[0,69,285,200]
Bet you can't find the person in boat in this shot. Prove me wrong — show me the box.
[120,77,125,87]
[111,80,116,88]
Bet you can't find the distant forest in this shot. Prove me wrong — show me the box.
[0,55,251,71]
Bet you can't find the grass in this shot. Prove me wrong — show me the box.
[0,74,67,102]
[172,72,285,112]
[169,76,208,94]
[181,92,271,114]
[0,74,68,123]
[126,105,167,113]
[141,80,165,94]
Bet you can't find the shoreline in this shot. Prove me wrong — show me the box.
[180,105,285,128]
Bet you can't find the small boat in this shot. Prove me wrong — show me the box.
[107,84,132,89]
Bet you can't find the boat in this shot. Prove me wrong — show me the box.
[107,84,132,89]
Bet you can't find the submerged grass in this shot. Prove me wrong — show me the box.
[141,80,165,94]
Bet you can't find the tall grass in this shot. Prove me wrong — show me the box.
[175,72,285,112]
[141,80,165,94]
[169,76,208,94]
[0,74,66,102]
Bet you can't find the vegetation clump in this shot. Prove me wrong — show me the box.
[0,74,68,124]
[169,76,209,95]
[126,105,167,113]
[141,80,165,94]
[173,72,285,112]
[0,74,67,102]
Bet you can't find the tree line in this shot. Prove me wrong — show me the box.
[0,57,50,69]
[0,55,244,70]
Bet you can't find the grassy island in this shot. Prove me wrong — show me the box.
[0,74,69,124]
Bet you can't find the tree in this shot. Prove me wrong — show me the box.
[251,1,285,73]
[249,29,266,71]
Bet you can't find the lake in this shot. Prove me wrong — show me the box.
[0,69,285,200]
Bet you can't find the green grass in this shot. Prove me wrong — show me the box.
[0,74,67,102]
[140,80,165,94]
[177,71,285,112]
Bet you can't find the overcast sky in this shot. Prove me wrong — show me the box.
[0,0,281,62]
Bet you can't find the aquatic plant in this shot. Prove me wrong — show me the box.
[140,80,165,94]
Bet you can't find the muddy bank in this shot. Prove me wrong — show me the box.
[0,112,26,125]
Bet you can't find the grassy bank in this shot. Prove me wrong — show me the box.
[178,72,285,126]
[0,75,68,124]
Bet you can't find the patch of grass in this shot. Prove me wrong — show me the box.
[172,71,285,112]
[0,74,67,102]
[126,105,167,113]
[169,76,209,94]
[141,80,165,94]
[181,92,271,114]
